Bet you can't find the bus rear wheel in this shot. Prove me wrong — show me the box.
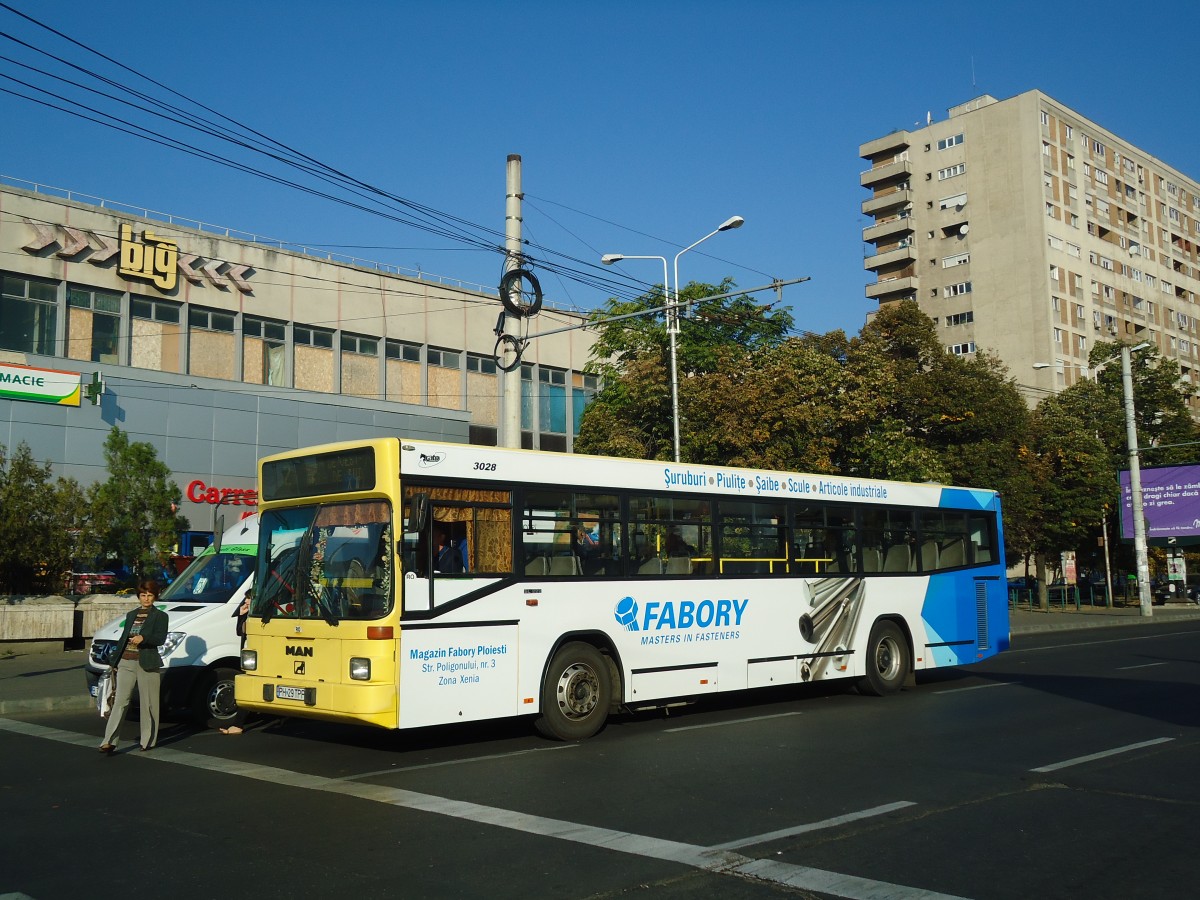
[536,642,611,741]
[858,620,908,696]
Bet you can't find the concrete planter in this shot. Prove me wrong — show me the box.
[78,596,136,638]
[0,596,76,641]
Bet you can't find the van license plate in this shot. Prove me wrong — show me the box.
[276,685,306,701]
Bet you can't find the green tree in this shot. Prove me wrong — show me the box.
[88,427,186,577]
[1088,340,1199,470]
[0,443,92,594]
[578,280,793,461]
[681,337,846,471]
[1023,382,1115,598]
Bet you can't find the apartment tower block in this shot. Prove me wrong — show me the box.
[859,90,1200,407]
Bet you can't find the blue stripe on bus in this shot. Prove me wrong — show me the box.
[937,487,996,511]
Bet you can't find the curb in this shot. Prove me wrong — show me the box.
[0,695,96,715]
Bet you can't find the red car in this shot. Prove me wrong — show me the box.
[67,571,119,595]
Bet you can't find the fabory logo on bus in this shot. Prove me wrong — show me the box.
[613,595,747,644]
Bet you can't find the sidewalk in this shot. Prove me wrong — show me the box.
[4,604,1200,716]
[0,645,94,715]
[1008,600,1200,634]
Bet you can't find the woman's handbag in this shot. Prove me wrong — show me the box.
[96,666,116,718]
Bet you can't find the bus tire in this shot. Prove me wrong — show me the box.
[858,620,908,697]
[194,667,240,725]
[535,642,611,741]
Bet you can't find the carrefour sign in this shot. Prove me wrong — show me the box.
[0,363,81,406]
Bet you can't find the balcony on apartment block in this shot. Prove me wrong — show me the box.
[864,242,917,271]
[862,189,913,217]
[859,130,911,161]
[863,215,914,245]
[860,158,912,188]
[865,275,919,300]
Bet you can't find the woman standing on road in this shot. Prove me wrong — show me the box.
[99,580,168,754]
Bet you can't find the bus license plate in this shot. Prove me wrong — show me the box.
[276,685,306,701]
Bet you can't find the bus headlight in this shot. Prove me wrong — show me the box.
[349,657,371,681]
[240,649,258,671]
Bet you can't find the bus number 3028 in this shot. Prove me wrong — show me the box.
[473,462,497,471]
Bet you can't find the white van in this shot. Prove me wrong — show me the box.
[84,514,258,725]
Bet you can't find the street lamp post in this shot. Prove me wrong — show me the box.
[1033,341,1152,617]
[602,216,743,463]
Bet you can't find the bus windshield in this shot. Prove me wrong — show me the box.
[253,500,393,622]
[160,551,253,605]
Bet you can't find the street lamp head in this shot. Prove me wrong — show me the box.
[718,215,745,232]
[600,254,624,265]
[1129,341,1151,352]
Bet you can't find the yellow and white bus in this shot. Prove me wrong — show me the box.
[235,438,1008,739]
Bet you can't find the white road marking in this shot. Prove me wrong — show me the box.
[933,682,1014,695]
[333,744,577,780]
[1031,737,1175,773]
[0,717,964,900]
[1008,630,1198,654]
[664,710,804,732]
[1115,662,1169,671]
[711,801,917,851]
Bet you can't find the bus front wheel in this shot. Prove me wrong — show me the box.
[858,620,908,696]
[536,642,611,741]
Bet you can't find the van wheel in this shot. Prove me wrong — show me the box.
[858,620,908,696]
[194,667,240,724]
[535,643,611,741]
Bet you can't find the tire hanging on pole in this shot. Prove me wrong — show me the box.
[494,333,525,372]
[498,268,543,318]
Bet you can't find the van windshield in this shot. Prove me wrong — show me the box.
[161,551,253,605]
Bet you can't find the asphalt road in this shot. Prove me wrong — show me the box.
[2,620,1199,899]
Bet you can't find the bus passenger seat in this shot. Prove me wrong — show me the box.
[883,544,911,573]
[939,539,965,568]
[525,556,547,576]
[921,541,939,571]
[638,557,664,575]
[665,556,692,575]
[548,555,581,576]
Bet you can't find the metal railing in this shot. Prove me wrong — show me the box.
[0,174,502,297]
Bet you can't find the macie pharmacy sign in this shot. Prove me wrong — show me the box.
[0,363,82,406]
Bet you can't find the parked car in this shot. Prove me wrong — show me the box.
[66,571,119,595]
[1152,576,1200,605]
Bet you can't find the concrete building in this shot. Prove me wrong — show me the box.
[859,90,1200,408]
[0,178,597,534]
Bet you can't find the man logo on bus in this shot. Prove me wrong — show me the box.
[614,596,639,631]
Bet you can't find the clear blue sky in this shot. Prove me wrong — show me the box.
[2,0,1197,338]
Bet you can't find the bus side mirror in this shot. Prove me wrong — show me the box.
[213,514,225,553]
[408,493,430,533]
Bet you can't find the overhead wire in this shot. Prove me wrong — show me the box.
[0,2,788,328]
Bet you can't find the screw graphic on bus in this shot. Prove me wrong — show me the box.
[614,596,639,631]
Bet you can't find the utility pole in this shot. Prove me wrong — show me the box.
[502,154,523,448]
[1122,344,1153,617]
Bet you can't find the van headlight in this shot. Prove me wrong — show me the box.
[240,649,258,671]
[349,657,371,681]
[160,632,186,658]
